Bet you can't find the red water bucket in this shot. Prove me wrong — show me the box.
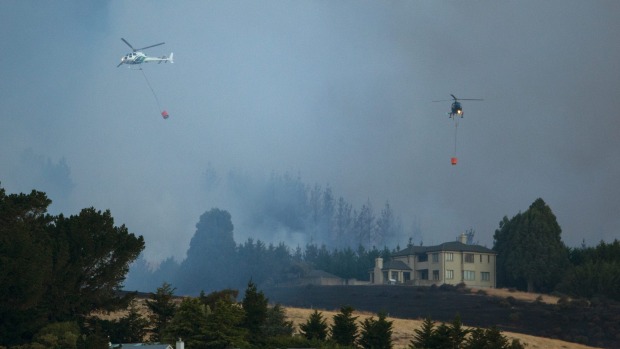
[161,110,169,119]
[451,157,458,165]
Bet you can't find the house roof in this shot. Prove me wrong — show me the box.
[307,269,342,279]
[112,344,172,349]
[382,259,412,271]
[392,241,495,257]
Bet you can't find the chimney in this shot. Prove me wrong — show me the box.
[459,233,467,244]
[176,338,184,349]
[375,257,383,269]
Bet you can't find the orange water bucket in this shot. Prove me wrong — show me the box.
[161,110,169,119]
[451,157,458,165]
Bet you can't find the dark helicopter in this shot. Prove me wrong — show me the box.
[433,94,483,118]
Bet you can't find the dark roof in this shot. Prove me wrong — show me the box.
[114,344,172,349]
[392,241,495,257]
[307,269,342,279]
[382,260,412,271]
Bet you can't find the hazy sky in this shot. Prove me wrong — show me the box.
[2,1,619,264]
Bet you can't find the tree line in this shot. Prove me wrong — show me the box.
[0,186,144,347]
[223,172,406,250]
[493,198,620,301]
[24,279,522,349]
[132,199,620,303]
[127,207,400,295]
[2,184,618,347]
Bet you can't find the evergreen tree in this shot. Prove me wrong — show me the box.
[354,201,375,248]
[241,281,268,347]
[465,326,524,349]
[558,239,620,301]
[409,317,435,349]
[299,310,328,341]
[447,314,469,348]
[493,198,569,292]
[178,208,237,294]
[203,299,248,349]
[1,187,143,346]
[333,197,353,248]
[44,208,145,320]
[431,323,452,349]
[146,282,177,341]
[0,188,53,345]
[162,298,208,348]
[358,311,393,349]
[330,305,358,347]
[262,304,294,338]
[376,201,399,248]
[122,303,150,342]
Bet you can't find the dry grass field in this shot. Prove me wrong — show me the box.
[97,288,604,349]
[283,306,602,349]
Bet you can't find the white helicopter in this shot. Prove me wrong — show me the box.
[117,38,173,67]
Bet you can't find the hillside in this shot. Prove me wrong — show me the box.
[101,295,602,349]
[283,307,600,349]
[263,285,619,348]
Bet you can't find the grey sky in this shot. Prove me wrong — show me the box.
[1,1,619,264]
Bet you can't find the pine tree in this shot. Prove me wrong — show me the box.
[358,311,393,349]
[262,304,294,338]
[203,299,248,349]
[330,305,358,347]
[162,298,208,348]
[241,280,268,347]
[494,198,569,292]
[146,282,177,341]
[409,317,435,349]
[0,188,53,345]
[448,314,469,348]
[299,310,328,341]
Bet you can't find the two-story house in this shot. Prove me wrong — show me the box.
[370,234,496,288]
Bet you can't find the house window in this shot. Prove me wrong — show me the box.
[487,255,490,263]
[445,270,454,280]
[481,272,490,281]
[446,252,453,261]
[464,253,474,263]
[432,270,440,280]
[418,254,428,262]
[419,269,428,280]
[403,272,411,281]
[480,254,482,262]
[432,253,439,263]
[391,271,399,281]
[463,270,475,281]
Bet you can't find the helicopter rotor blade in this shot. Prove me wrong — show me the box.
[458,98,484,101]
[121,38,135,51]
[450,94,457,100]
[135,42,165,51]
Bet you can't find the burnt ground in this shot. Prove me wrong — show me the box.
[263,284,620,348]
